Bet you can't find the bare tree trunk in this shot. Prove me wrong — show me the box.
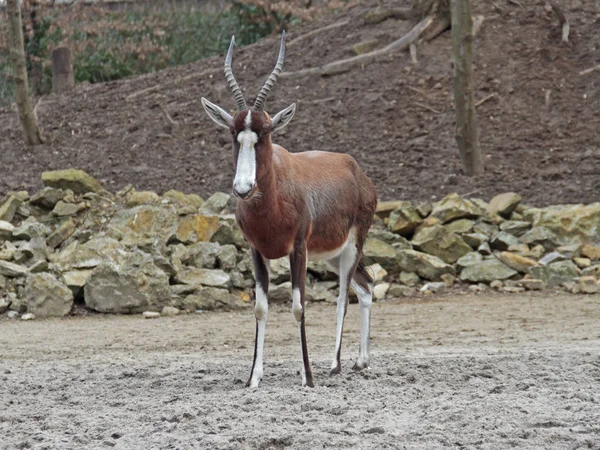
[450,0,483,176]
[6,0,44,145]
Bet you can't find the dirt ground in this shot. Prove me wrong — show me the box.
[1,0,599,206]
[1,293,599,449]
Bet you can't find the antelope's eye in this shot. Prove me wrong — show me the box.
[230,129,237,137]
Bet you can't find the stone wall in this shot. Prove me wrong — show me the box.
[1,170,599,320]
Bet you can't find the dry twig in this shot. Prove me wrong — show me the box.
[126,68,220,101]
[549,2,570,43]
[579,64,600,76]
[282,16,435,78]
[288,20,350,47]
[475,93,497,107]
[409,43,418,64]
[415,102,441,114]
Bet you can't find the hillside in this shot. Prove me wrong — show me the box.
[0,0,598,205]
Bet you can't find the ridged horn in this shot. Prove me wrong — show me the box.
[253,31,286,111]
[224,36,247,111]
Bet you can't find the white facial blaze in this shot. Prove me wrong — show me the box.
[233,113,258,196]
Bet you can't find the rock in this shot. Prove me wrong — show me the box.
[529,260,579,288]
[0,296,10,313]
[201,192,231,214]
[21,313,35,321]
[528,245,546,259]
[52,200,86,217]
[363,238,400,272]
[399,271,420,286]
[519,226,563,251]
[375,200,406,219]
[109,205,179,244]
[186,242,221,268]
[143,311,161,319]
[0,195,22,222]
[430,193,483,224]
[490,232,520,251]
[174,214,220,244]
[419,282,446,294]
[163,190,204,209]
[47,218,77,249]
[520,278,544,291]
[388,284,414,297]
[7,310,20,319]
[473,221,499,237]
[0,221,14,240]
[387,202,423,236]
[210,215,246,247]
[478,242,492,256]
[539,251,567,266]
[462,232,489,249]
[42,169,104,194]
[310,281,337,302]
[411,224,472,264]
[307,260,338,281]
[523,203,600,246]
[352,39,379,55]
[582,265,600,278]
[268,282,292,304]
[507,243,530,254]
[581,244,600,261]
[24,273,74,317]
[182,286,240,311]
[490,280,503,290]
[12,221,51,241]
[445,219,475,234]
[502,286,525,293]
[577,276,599,294]
[574,257,591,269]
[84,255,171,314]
[497,252,538,274]
[51,237,123,271]
[366,263,387,283]
[0,260,27,277]
[416,202,432,218]
[369,227,412,248]
[456,251,483,269]
[269,257,290,284]
[217,244,238,270]
[126,190,160,206]
[459,259,518,283]
[397,250,454,281]
[30,187,66,209]
[176,268,230,288]
[488,192,522,218]
[28,260,49,273]
[556,244,582,258]
[441,273,455,286]
[161,306,180,316]
[62,269,94,289]
[373,282,390,300]
[499,220,531,237]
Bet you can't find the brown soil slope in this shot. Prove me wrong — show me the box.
[0,0,598,205]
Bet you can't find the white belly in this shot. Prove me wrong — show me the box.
[307,227,356,262]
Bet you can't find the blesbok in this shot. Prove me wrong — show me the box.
[201,31,377,388]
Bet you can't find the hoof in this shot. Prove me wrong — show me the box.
[329,365,342,376]
[304,373,315,388]
[352,361,370,372]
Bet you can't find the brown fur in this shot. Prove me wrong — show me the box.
[232,111,377,261]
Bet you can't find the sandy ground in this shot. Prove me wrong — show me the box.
[1,293,599,449]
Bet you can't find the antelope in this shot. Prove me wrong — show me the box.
[201,31,377,388]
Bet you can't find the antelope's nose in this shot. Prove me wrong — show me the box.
[233,182,255,199]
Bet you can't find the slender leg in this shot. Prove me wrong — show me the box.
[289,241,314,387]
[329,244,360,375]
[247,248,270,388]
[351,262,373,371]
[325,258,373,372]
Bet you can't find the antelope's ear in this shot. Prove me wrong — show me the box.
[201,97,233,129]
[271,103,296,132]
